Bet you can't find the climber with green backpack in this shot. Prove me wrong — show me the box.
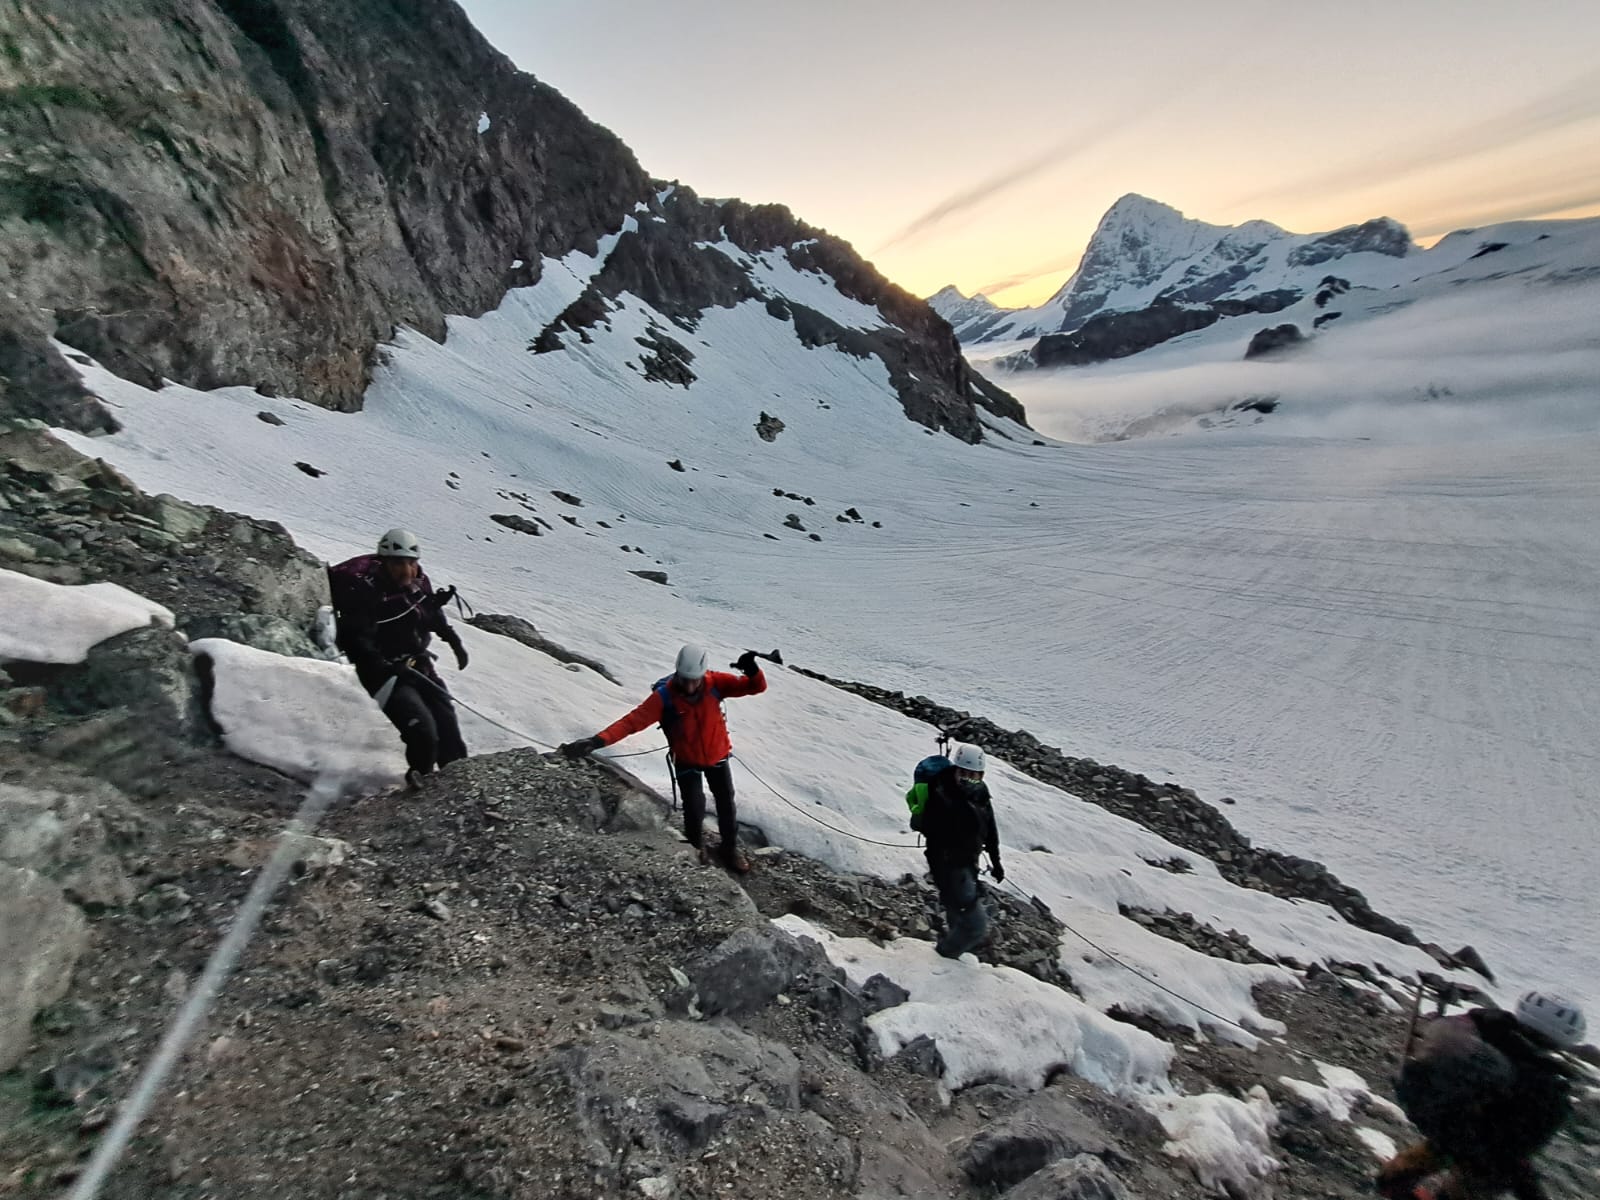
[908,741,1003,958]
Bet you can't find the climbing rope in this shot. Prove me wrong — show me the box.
[722,757,1300,1048]
[417,677,1387,1057]
[993,873,1280,1045]
[66,777,349,1199]
[731,753,923,850]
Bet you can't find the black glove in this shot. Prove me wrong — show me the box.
[428,585,457,611]
[559,736,602,759]
[734,650,760,677]
[444,635,468,670]
[989,860,1005,883]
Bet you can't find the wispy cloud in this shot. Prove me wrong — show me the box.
[875,132,1107,254]
[972,254,1086,299]
[874,95,1175,255]
[1231,68,1600,212]
[1412,180,1600,239]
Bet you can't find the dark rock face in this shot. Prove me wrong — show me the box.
[1,1,1024,442]
[1287,218,1412,268]
[685,926,842,1017]
[634,325,697,387]
[489,513,542,536]
[1245,324,1306,359]
[0,0,650,427]
[1032,290,1299,369]
[1035,302,1221,367]
[535,187,1026,441]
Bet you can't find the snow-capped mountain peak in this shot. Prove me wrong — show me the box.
[968,194,1415,344]
[926,283,1008,341]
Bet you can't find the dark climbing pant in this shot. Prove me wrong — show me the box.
[930,860,988,958]
[677,758,738,853]
[383,680,467,774]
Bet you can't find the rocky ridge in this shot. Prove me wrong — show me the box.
[790,667,1417,947]
[0,0,1021,443]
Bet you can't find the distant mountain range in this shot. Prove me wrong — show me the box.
[930,194,1413,344]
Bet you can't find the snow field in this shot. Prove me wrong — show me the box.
[50,225,1596,1188]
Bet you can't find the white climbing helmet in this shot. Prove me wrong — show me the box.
[376,527,421,559]
[951,744,985,774]
[1516,990,1586,1047]
[674,643,709,682]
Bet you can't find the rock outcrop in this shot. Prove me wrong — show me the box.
[1244,323,1307,359]
[0,0,646,425]
[1032,291,1300,368]
[0,0,1023,442]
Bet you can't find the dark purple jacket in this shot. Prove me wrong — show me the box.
[329,555,458,690]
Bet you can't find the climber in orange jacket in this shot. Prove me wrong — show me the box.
[560,644,767,872]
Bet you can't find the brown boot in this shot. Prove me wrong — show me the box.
[719,847,751,875]
[1377,1142,1443,1200]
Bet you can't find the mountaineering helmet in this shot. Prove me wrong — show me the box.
[674,643,709,682]
[951,743,985,775]
[377,528,421,559]
[1515,990,1586,1047]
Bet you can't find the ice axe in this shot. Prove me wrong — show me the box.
[1399,975,1427,1063]
[730,648,783,669]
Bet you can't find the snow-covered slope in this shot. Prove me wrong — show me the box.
[57,221,1600,1032]
[969,194,1414,344]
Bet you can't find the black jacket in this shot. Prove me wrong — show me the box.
[330,558,459,691]
[1397,1008,1574,1175]
[919,768,1000,867]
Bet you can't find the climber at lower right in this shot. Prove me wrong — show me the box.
[1376,988,1585,1200]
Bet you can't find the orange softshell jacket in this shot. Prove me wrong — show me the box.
[597,668,766,767]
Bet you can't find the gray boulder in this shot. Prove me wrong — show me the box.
[0,777,147,909]
[1000,1154,1132,1200]
[468,613,619,683]
[554,1022,800,1164]
[687,925,840,1017]
[0,864,88,1070]
[52,625,196,730]
[954,1091,1117,1187]
[182,612,325,660]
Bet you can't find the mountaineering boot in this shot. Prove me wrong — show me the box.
[1376,1143,1443,1200]
[405,767,425,791]
[719,846,751,875]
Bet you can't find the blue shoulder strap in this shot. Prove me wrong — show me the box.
[653,675,721,735]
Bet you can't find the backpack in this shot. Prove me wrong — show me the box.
[327,554,379,617]
[905,754,951,828]
[651,675,723,741]
[328,555,439,619]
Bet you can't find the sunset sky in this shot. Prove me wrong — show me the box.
[459,1,1600,307]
